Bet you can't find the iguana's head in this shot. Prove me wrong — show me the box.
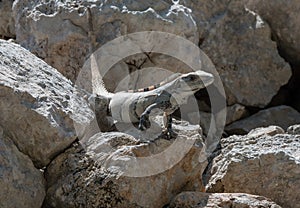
[171,71,214,93]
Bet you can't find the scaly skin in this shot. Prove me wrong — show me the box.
[109,71,214,137]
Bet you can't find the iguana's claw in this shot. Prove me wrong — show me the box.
[162,128,177,140]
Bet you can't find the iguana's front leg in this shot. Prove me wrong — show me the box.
[138,100,176,139]
[138,102,163,130]
[162,113,177,139]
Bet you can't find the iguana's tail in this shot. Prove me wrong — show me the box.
[90,54,113,97]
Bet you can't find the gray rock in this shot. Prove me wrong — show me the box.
[0,126,45,208]
[206,127,300,208]
[287,124,300,135]
[226,103,248,125]
[225,105,300,135]
[44,120,208,208]
[13,0,198,83]
[184,0,291,107]
[246,0,300,63]
[169,192,281,208]
[0,40,94,167]
[0,0,15,38]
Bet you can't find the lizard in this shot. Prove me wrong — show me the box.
[88,54,214,137]
[84,8,215,137]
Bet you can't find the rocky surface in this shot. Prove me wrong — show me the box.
[169,192,281,208]
[246,0,300,63]
[185,0,291,107]
[13,0,198,83]
[0,126,45,208]
[225,105,300,135]
[0,0,15,38]
[205,126,300,208]
[0,40,94,167]
[1,1,300,208]
[44,120,207,208]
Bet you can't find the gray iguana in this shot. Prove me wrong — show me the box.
[89,54,214,137]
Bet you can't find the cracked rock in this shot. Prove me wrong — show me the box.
[205,126,300,208]
[0,126,45,208]
[0,40,94,167]
[169,192,281,208]
[13,0,198,83]
[184,0,291,107]
[44,120,207,208]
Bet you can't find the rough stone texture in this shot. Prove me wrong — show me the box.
[287,124,300,135]
[169,192,281,208]
[206,126,300,208]
[188,104,247,136]
[225,103,248,125]
[225,105,300,135]
[0,40,94,167]
[184,0,291,107]
[13,0,198,83]
[0,126,45,208]
[246,0,300,63]
[0,0,15,38]
[44,120,207,208]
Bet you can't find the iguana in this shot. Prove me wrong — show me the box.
[89,54,214,137]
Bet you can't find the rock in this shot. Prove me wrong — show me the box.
[225,105,300,135]
[205,127,300,208]
[44,120,208,208]
[247,126,285,137]
[188,104,247,136]
[246,0,300,63]
[169,192,281,208]
[184,0,291,107]
[0,40,94,167]
[13,0,198,83]
[0,126,45,208]
[0,0,15,38]
[287,124,300,135]
[226,103,248,125]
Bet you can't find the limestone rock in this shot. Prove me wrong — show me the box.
[44,120,207,208]
[0,0,15,38]
[287,124,300,135]
[13,0,198,83]
[206,127,300,208]
[0,40,94,167]
[225,105,300,135]
[169,192,281,208]
[0,126,45,208]
[246,0,300,63]
[184,0,291,107]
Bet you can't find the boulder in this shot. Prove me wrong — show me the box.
[169,192,281,208]
[0,40,94,167]
[184,0,291,107]
[13,0,198,83]
[0,0,15,38]
[225,105,300,135]
[246,0,300,63]
[206,126,300,208]
[44,120,208,208]
[0,126,45,208]
[226,103,248,125]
